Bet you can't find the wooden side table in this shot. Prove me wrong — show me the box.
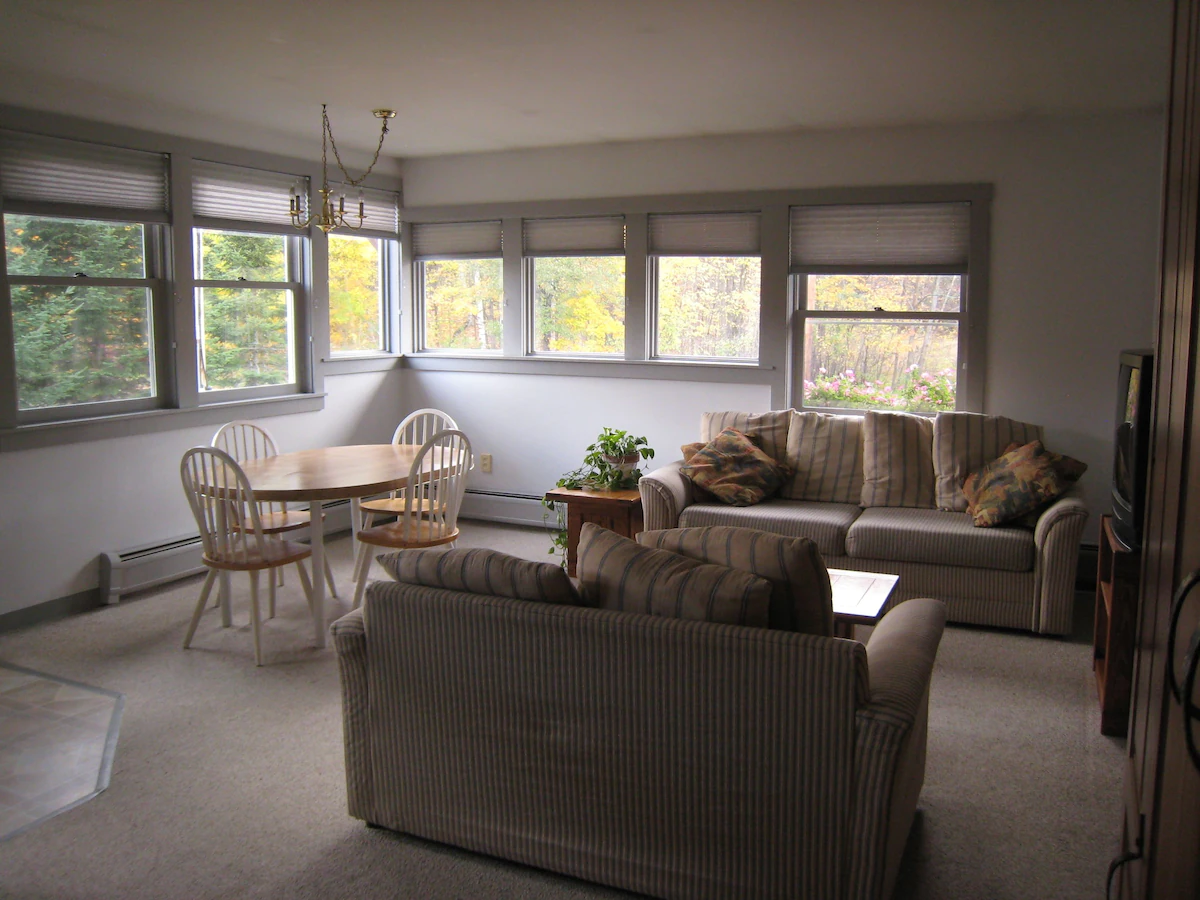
[1094,514,1142,737]
[543,487,644,577]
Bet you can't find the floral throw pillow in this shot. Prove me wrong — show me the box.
[962,441,1088,528]
[680,428,787,507]
[961,440,1069,527]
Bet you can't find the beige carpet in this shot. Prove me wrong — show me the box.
[0,521,1124,899]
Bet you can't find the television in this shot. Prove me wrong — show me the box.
[1111,349,1154,551]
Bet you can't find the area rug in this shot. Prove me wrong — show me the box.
[0,661,124,841]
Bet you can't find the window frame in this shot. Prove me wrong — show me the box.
[525,253,628,358]
[414,253,506,355]
[792,269,968,415]
[648,253,764,365]
[191,225,308,402]
[326,232,399,360]
[2,204,172,424]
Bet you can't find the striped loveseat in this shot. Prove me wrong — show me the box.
[640,410,1090,635]
[333,573,946,900]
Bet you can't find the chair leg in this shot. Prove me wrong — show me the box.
[352,512,376,581]
[219,571,233,626]
[268,564,277,619]
[352,544,374,610]
[295,559,314,612]
[249,570,263,667]
[323,556,338,599]
[184,569,218,649]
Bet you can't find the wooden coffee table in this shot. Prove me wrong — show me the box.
[543,487,643,577]
[829,568,899,639]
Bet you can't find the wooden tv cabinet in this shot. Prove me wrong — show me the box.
[1093,515,1141,737]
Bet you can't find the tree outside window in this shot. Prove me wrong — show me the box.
[4,215,155,410]
[329,234,385,354]
[194,229,295,390]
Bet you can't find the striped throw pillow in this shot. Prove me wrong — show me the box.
[860,411,936,508]
[933,412,1045,511]
[781,411,864,503]
[638,525,834,636]
[577,523,772,626]
[700,410,791,468]
[378,548,583,605]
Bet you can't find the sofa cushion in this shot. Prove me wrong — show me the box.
[638,525,834,636]
[701,410,791,468]
[678,499,861,559]
[961,440,1068,528]
[932,412,1044,512]
[681,428,787,506]
[845,507,1035,572]
[860,411,936,509]
[576,523,772,626]
[781,411,864,504]
[378,548,584,605]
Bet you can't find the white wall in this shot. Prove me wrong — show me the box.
[0,371,403,616]
[403,111,1164,523]
[1,111,1165,616]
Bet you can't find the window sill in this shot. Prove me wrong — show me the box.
[0,393,326,452]
[321,355,404,375]
[402,354,775,383]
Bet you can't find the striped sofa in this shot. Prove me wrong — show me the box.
[640,410,1090,635]
[333,577,946,900]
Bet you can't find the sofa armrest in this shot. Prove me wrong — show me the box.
[331,608,374,822]
[638,459,696,531]
[861,597,946,727]
[848,598,946,900]
[1031,489,1090,635]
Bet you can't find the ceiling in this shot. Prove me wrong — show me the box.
[0,0,1175,167]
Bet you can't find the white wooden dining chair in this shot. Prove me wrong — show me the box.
[212,420,338,613]
[351,429,473,609]
[352,408,459,578]
[179,447,314,666]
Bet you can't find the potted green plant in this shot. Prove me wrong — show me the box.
[543,427,655,565]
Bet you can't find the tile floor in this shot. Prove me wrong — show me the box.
[0,662,123,841]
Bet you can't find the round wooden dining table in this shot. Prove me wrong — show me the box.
[237,444,424,648]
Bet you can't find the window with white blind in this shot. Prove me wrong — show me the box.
[650,212,761,361]
[413,220,504,352]
[191,162,307,395]
[0,131,169,420]
[329,187,399,356]
[525,216,625,355]
[791,202,971,413]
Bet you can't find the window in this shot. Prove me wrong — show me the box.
[0,131,168,421]
[329,186,399,356]
[194,228,298,391]
[524,216,625,354]
[191,161,308,396]
[650,212,761,361]
[414,221,503,352]
[791,203,971,412]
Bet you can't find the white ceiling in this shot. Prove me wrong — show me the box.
[0,0,1175,165]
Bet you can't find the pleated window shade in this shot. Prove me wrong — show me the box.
[354,186,400,236]
[0,130,168,213]
[523,216,625,256]
[790,202,971,269]
[648,212,760,256]
[412,220,503,259]
[192,160,305,227]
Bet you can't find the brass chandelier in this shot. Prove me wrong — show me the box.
[290,103,396,233]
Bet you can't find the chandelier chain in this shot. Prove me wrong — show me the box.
[323,105,390,189]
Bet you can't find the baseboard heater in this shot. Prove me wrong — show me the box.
[98,500,354,605]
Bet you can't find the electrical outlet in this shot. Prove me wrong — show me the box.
[480,453,493,473]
